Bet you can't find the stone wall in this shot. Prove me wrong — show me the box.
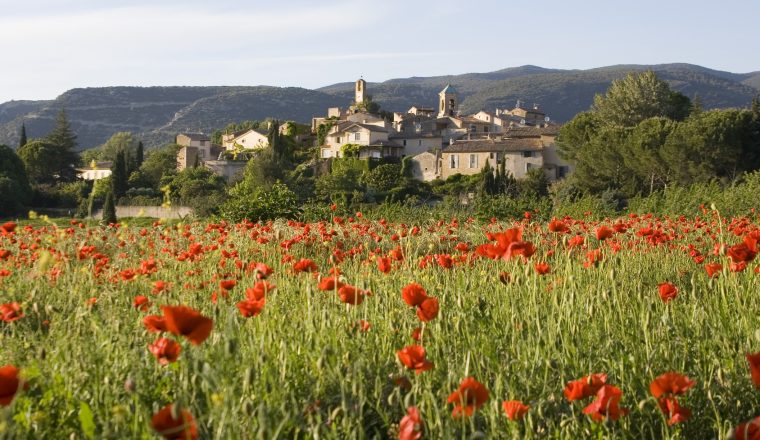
[91,206,194,219]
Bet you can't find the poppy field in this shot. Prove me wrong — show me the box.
[1,209,759,439]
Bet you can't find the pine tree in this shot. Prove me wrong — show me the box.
[135,141,144,168]
[111,149,128,198]
[19,123,27,148]
[102,191,117,225]
[46,108,79,181]
[47,108,77,150]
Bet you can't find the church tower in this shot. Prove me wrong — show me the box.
[355,78,366,104]
[438,84,458,117]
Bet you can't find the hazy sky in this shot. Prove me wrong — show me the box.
[1,0,759,103]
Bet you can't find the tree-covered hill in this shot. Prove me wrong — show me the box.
[0,63,757,149]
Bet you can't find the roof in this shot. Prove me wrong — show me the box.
[443,138,542,153]
[389,133,441,140]
[440,84,457,94]
[329,123,388,136]
[503,126,559,138]
[178,133,209,141]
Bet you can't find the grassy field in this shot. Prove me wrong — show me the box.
[0,211,759,439]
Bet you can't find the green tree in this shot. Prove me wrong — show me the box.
[622,117,677,194]
[19,123,27,148]
[364,164,401,192]
[45,108,79,181]
[661,109,759,185]
[162,167,226,216]
[135,141,144,169]
[111,149,128,198]
[137,144,181,189]
[479,161,495,195]
[101,191,117,225]
[592,71,691,127]
[518,168,550,198]
[0,145,32,213]
[17,140,61,184]
[219,182,299,222]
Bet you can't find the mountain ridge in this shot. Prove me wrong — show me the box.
[1,63,758,150]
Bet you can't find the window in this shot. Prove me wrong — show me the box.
[469,125,476,133]
[403,140,407,146]
[336,137,340,144]
[557,166,569,179]
[469,154,478,168]
[418,140,422,146]
[355,132,361,141]
[522,151,533,158]
[484,126,489,133]
[526,163,536,172]
[450,154,459,169]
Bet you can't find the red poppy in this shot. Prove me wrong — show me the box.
[237,297,266,318]
[747,352,760,389]
[398,406,423,440]
[502,400,530,421]
[733,415,760,440]
[293,258,318,273]
[161,305,213,345]
[416,297,439,322]
[377,257,392,274]
[338,285,366,305]
[595,226,614,241]
[0,222,16,235]
[144,315,167,333]
[0,302,23,323]
[582,384,628,422]
[402,283,428,307]
[658,282,678,303]
[705,262,722,278]
[151,404,198,440]
[317,276,344,291]
[0,365,26,406]
[411,327,423,341]
[397,345,434,374]
[649,372,696,398]
[548,218,569,233]
[149,337,182,365]
[133,295,151,311]
[246,281,275,301]
[657,396,691,426]
[447,377,489,418]
[534,262,550,275]
[353,319,371,332]
[219,279,236,291]
[152,280,169,294]
[249,262,274,279]
[727,242,757,264]
[563,373,608,401]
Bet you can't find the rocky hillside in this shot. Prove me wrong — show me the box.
[1,63,757,150]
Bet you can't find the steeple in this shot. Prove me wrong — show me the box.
[355,78,366,104]
[438,84,458,117]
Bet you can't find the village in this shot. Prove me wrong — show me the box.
[112,78,574,186]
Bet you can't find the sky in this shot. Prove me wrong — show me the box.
[1,0,759,103]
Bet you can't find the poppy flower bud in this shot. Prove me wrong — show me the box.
[124,378,136,393]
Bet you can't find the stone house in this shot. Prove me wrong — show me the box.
[221,128,269,150]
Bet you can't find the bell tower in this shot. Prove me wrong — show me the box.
[355,78,366,104]
[438,84,458,117]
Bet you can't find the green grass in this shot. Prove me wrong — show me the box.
[0,213,758,439]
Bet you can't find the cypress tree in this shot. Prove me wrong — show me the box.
[135,141,144,168]
[102,191,117,225]
[268,120,282,157]
[19,123,27,148]
[111,149,128,198]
